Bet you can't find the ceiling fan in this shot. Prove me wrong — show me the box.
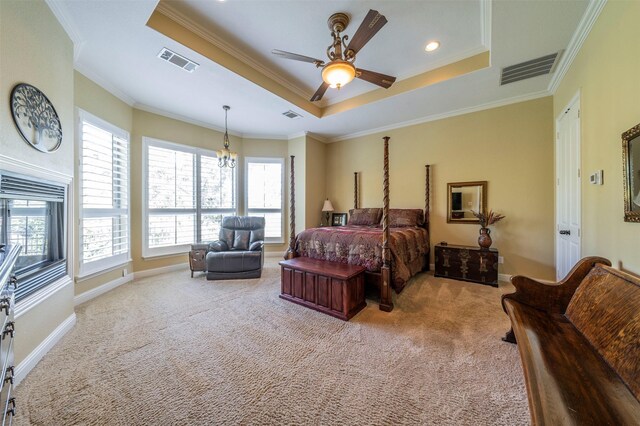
[272,10,397,102]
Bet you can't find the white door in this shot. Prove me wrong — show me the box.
[555,95,581,280]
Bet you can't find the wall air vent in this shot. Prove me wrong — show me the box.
[282,110,303,119]
[157,48,199,73]
[500,51,563,85]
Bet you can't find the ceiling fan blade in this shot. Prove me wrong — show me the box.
[356,68,396,88]
[346,9,387,56]
[272,49,324,66]
[310,82,330,102]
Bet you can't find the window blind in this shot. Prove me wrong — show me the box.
[144,139,236,256]
[246,159,283,242]
[79,115,130,273]
[0,173,65,202]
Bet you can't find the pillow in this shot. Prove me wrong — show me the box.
[388,209,424,227]
[233,230,250,250]
[347,208,383,226]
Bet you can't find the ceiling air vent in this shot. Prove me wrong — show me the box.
[157,48,199,73]
[282,110,303,119]
[500,51,563,85]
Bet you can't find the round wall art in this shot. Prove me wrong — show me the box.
[10,83,63,153]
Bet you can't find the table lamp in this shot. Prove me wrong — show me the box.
[322,199,334,226]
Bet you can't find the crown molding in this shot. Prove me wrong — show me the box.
[305,133,329,143]
[328,90,551,143]
[287,131,308,141]
[155,2,312,102]
[481,0,492,50]
[44,0,83,56]
[133,103,243,137]
[241,133,289,141]
[547,0,607,93]
[74,66,136,106]
[45,0,86,62]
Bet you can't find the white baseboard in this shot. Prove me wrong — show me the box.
[264,252,283,259]
[74,274,133,306]
[133,263,188,280]
[14,313,76,386]
[498,273,512,283]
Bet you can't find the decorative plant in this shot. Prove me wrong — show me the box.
[471,210,505,228]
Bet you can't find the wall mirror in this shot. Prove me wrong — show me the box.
[447,181,487,223]
[623,123,640,222]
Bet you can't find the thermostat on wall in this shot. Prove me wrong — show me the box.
[589,170,603,185]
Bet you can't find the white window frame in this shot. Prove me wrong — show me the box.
[142,137,237,258]
[77,109,131,277]
[244,157,285,244]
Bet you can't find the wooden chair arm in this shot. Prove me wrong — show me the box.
[502,256,611,314]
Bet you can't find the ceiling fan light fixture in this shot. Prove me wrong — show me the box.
[322,60,356,89]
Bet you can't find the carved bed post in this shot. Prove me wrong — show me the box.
[380,137,394,312]
[354,172,359,209]
[425,164,431,271]
[284,155,297,260]
[424,164,431,239]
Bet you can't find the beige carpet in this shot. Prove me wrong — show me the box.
[15,258,529,425]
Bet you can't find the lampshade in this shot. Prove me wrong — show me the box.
[322,61,356,89]
[322,199,334,212]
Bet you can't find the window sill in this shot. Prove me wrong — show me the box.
[76,259,132,282]
[141,251,188,261]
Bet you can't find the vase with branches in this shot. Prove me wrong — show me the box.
[471,210,505,249]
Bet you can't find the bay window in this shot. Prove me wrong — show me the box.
[143,138,236,257]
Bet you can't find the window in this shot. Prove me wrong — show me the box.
[78,110,130,276]
[245,157,284,243]
[143,138,236,257]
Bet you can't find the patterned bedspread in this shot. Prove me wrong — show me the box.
[294,225,429,291]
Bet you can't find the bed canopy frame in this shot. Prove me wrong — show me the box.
[285,136,431,312]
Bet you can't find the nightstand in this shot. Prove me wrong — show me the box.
[434,244,498,287]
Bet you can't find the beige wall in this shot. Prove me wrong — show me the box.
[326,97,556,279]
[75,71,133,131]
[554,1,640,275]
[0,1,74,176]
[1,0,75,365]
[288,136,306,231]
[305,136,327,228]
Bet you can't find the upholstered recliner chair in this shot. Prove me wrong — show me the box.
[205,216,265,280]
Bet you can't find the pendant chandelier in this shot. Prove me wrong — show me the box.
[216,105,237,168]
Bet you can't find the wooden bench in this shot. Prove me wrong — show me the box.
[279,257,366,321]
[502,256,640,425]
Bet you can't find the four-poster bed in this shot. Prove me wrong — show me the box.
[284,136,431,312]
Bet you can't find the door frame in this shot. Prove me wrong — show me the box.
[555,91,581,280]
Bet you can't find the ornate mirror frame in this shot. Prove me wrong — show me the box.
[446,181,487,224]
[622,122,640,222]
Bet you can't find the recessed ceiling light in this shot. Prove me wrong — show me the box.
[425,41,440,52]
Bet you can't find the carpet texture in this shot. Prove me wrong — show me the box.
[15,259,529,425]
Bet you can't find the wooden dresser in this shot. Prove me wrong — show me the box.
[0,245,19,424]
[434,243,498,287]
